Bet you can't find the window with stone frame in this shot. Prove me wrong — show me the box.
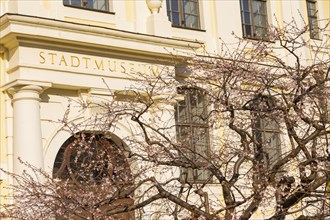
[240,0,268,39]
[175,88,211,183]
[63,0,110,12]
[306,0,320,39]
[247,95,282,169]
[252,115,282,168]
[166,0,201,29]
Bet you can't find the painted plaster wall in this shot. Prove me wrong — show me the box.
[0,0,329,218]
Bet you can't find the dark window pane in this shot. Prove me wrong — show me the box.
[86,0,93,9]
[183,0,198,14]
[172,12,180,26]
[194,128,208,147]
[260,14,267,27]
[63,0,108,11]
[264,131,281,165]
[99,1,106,10]
[311,29,319,39]
[252,0,265,14]
[195,169,211,181]
[172,0,179,11]
[197,92,204,107]
[255,130,263,144]
[190,92,197,107]
[259,1,266,13]
[177,126,190,141]
[253,12,267,27]
[253,13,261,26]
[244,12,251,24]
[178,105,188,122]
[95,0,106,10]
[184,14,199,28]
[262,118,278,130]
[242,0,249,11]
[309,2,316,11]
[244,25,252,36]
[71,0,81,7]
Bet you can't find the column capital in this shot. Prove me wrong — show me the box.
[8,85,44,102]
[3,80,51,94]
[8,84,44,94]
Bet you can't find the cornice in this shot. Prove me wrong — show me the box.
[0,13,203,59]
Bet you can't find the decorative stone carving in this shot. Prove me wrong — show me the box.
[146,0,163,14]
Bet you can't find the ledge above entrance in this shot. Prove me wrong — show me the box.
[0,13,204,60]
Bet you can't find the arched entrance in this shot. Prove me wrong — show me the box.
[53,133,135,219]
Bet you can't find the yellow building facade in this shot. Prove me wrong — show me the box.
[0,0,329,219]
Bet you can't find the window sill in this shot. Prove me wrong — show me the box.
[243,36,274,43]
[310,37,322,41]
[63,4,115,15]
[171,25,206,32]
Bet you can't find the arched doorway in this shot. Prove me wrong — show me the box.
[53,133,135,219]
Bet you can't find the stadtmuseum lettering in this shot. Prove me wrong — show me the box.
[39,51,160,75]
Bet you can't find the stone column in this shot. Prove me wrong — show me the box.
[8,85,44,176]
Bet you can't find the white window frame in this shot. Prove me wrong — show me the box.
[240,0,268,39]
[166,0,201,30]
